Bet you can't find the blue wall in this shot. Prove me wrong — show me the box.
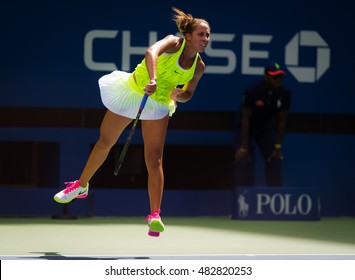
[2,0,355,113]
[1,0,354,216]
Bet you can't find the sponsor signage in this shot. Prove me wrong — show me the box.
[232,187,321,220]
[5,1,355,114]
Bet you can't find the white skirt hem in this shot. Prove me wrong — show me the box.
[99,70,175,120]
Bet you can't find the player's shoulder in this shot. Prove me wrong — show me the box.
[162,34,182,45]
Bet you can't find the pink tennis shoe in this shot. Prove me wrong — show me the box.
[53,180,89,203]
[145,209,165,237]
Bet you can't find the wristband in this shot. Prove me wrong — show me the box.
[274,144,282,149]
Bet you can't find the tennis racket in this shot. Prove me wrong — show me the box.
[114,93,148,175]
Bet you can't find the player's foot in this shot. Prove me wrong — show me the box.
[145,209,165,237]
[148,229,160,237]
[53,180,89,203]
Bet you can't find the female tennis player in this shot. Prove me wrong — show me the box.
[53,7,211,237]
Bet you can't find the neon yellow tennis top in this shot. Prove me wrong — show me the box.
[128,39,199,105]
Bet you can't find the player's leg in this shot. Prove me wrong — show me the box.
[141,115,169,236]
[54,110,132,203]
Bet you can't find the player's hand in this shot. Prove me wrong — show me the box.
[144,79,157,95]
[170,88,185,102]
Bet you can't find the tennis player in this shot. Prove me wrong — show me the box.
[53,7,211,237]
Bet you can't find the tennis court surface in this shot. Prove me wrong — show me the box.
[1,216,355,260]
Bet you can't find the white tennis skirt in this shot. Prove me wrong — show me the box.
[99,70,175,120]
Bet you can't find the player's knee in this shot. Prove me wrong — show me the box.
[97,136,116,150]
[145,153,163,171]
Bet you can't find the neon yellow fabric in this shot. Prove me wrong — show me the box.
[130,39,199,105]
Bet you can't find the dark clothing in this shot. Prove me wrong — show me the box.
[234,79,291,187]
[241,79,291,132]
[234,127,283,186]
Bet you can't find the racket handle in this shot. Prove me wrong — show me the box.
[140,93,148,110]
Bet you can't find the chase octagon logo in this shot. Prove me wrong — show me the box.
[285,30,330,83]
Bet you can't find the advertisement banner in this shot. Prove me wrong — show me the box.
[232,187,321,220]
[1,1,355,114]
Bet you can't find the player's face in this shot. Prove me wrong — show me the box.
[189,22,210,53]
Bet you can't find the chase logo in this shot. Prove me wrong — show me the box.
[84,30,330,84]
[285,30,330,83]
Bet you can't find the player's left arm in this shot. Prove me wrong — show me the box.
[171,56,205,103]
